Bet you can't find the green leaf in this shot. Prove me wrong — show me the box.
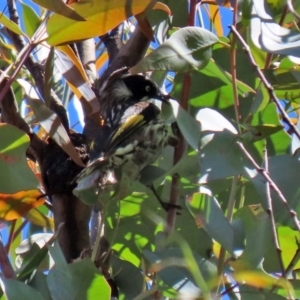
[169,99,201,150]
[33,0,86,21]
[251,155,300,227]
[250,82,269,114]
[0,13,26,37]
[20,1,41,37]
[186,189,235,256]
[0,124,39,193]
[251,0,300,62]
[143,248,216,297]
[131,27,218,72]
[16,243,49,281]
[29,271,52,300]
[47,241,67,266]
[2,278,44,300]
[47,258,110,300]
[239,124,283,143]
[232,205,273,270]
[110,255,144,299]
[196,108,254,182]
[264,226,300,273]
[171,61,254,112]
[251,103,291,156]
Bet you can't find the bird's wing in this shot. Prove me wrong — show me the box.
[106,102,159,154]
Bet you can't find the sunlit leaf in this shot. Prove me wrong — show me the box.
[0,13,26,37]
[17,79,85,167]
[110,254,144,299]
[239,124,284,142]
[25,208,54,230]
[19,1,41,37]
[0,190,44,221]
[33,0,86,21]
[131,27,218,73]
[55,47,99,115]
[232,205,274,270]
[169,99,201,150]
[0,124,40,194]
[234,270,290,290]
[186,188,235,255]
[47,0,170,45]
[47,258,111,300]
[251,0,300,63]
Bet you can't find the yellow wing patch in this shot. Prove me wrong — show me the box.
[111,114,145,142]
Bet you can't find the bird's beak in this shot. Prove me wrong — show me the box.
[157,91,171,104]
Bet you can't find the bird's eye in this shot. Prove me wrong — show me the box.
[145,85,151,92]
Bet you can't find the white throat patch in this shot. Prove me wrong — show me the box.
[113,80,133,99]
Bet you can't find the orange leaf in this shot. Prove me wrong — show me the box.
[96,52,108,71]
[209,4,223,36]
[0,190,45,221]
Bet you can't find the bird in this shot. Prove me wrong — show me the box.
[75,68,179,211]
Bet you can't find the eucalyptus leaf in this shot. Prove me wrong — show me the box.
[251,0,300,62]
[143,247,216,298]
[186,188,235,256]
[47,258,110,300]
[131,27,218,73]
[2,279,44,300]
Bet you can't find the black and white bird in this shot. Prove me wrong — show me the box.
[76,68,178,210]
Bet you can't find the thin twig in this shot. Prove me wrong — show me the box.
[217,0,240,282]
[218,283,239,298]
[229,3,241,131]
[238,142,300,234]
[165,0,196,234]
[285,238,300,277]
[217,176,238,281]
[0,237,15,279]
[6,0,69,131]
[230,25,300,141]
[263,148,293,297]
[286,0,300,22]
[5,221,16,254]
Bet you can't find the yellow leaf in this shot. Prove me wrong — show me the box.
[47,0,171,45]
[0,190,45,221]
[233,270,291,290]
[25,208,54,230]
[96,52,108,71]
[209,4,223,36]
[0,13,26,37]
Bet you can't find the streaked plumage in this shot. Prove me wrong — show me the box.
[76,69,177,191]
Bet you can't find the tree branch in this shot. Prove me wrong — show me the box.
[230,25,300,141]
[98,25,150,87]
[0,81,46,161]
[100,25,123,65]
[7,0,69,132]
[76,38,97,85]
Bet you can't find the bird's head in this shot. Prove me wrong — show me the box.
[113,74,170,103]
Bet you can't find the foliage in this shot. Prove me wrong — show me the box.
[1,0,300,299]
